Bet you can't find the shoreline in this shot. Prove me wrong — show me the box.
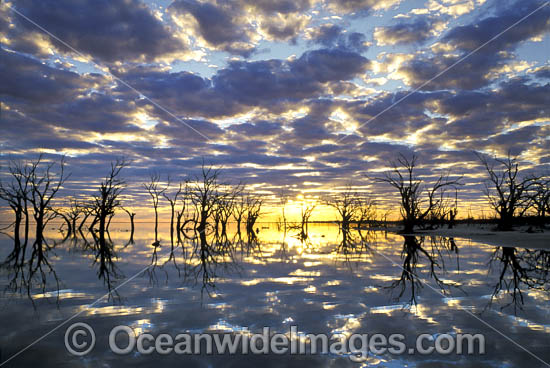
[382,224,550,249]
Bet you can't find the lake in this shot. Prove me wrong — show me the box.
[0,222,549,367]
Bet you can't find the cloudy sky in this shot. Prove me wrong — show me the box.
[1,0,549,218]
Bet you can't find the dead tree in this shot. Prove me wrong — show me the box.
[376,154,462,233]
[78,202,94,232]
[233,194,247,238]
[278,188,290,233]
[245,195,263,235]
[0,175,25,247]
[219,184,242,238]
[175,188,190,243]
[92,160,127,245]
[529,177,550,228]
[163,179,184,245]
[4,155,69,290]
[325,185,363,229]
[65,198,84,237]
[25,155,69,248]
[122,207,136,244]
[299,204,315,240]
[144,173,167,242]
[189,164,223,244]
[477,152,535,230]
[0,161,32,269]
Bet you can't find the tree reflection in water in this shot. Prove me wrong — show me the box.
[2,222,550,317]
[386,236,461,306]
[334,224,374,270]
[89,229,123,300]
[486,246,550,314]
[1,230,60,308]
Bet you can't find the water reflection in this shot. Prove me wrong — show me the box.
[1,226,60,307]
[487,246,550,313]
[1,223,550,367]
[385,236,461,306]
[89,230,123,298]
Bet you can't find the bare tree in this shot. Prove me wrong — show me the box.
[529,177,550,228]
[144,173,167,242]
[0,170,26,247]
[357,196,376,229]
[66,198,84,237]
[189,164,223,243]
[233,194,247,237]
[298,204,315,240]
[91,160,127,244]
[175,187,190,243]
[163,179,185,245]
[122,207,136,244]
[278,188,290,233]
[376,154,462,233]
[217,195,236,237]
[325,185,363,229]
[245,194,262,236]
[75,201,93,232]
[476,152,535,230]
[25,155,70,247]
[0,159,33,271]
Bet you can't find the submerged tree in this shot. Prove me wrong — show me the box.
[65,198,85,237]
[298,203,315,241]
[0,155,68,252]
[325,185,374,230]
[477,152,534,230]
[91,160,127,245]
[529,177,550,228]
[245,194,262,236]
[144,173,167,242]
[0,165,27,248]
[325,185,362,229]
[233,194,247,238]
[163,179,185,245]
[122,207,136,244]
[377,154,462,233]
[26,155,70,248]
[278,188,290,233]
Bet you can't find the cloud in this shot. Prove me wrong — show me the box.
[242,0,315,14]
[112,65,242,118]
[169,0,254,56]
[397,0,550,89]
[227,121,284,138]
[307,24,368,52]
[211,48,369,109]
[325,0,401,14]
[374,16,445,46]
[154,119,225,144]
[10,0,187,63]
[259,13,310,42]
[0,48,104,104]
[1,0,548,205]
[168,0,315,55]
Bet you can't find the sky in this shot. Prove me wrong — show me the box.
[0,0,549,220]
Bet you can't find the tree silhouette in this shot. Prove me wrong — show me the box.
[377,154,461,233]
[477,152,535,230]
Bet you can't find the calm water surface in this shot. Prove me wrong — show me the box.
[0,223,549,367]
